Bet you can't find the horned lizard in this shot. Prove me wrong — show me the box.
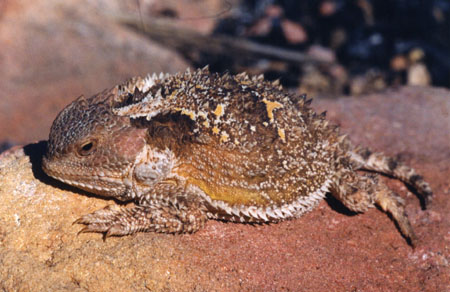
[42,67,432,245]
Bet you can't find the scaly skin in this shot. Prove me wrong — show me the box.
[42,67,432,246]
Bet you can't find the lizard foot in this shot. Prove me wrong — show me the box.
[74,205,148,237]
[74,203,208,237]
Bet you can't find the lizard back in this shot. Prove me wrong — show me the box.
[113,68,344,220]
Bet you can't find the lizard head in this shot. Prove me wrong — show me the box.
[43,90,148,199]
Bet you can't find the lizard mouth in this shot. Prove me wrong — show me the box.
[42,157,124,194]
[48,172,116,193]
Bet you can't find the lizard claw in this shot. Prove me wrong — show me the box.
[102,231,110,241]
[73,217,85,225]
[77,226,92,235]
[103,224,127,239]
[74,208,135,237]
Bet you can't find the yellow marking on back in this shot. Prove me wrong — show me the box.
[181,109,196,120]
[174,107,196,121]
[262,98,283,122]
[212,126,220,134]
[278,128,286,142]
[213,104,224,118]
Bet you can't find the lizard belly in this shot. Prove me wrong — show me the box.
[176,163,332,222]
[184,175,332,222]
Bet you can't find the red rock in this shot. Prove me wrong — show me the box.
[0,86,448,291]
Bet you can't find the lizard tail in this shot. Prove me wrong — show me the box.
[349,147,433,207]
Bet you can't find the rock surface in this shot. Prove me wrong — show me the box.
[1,86,449,291]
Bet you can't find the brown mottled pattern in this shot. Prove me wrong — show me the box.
[42,67,432,245]
[114,68,339,206]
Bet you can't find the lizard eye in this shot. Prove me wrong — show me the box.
[78,140,96,156]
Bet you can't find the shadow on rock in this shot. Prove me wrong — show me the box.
[22,141,101,200]
[22,140,131,205]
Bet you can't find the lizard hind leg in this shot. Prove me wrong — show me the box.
[349,147,432,206]
[74,200,208,237]
[330,170,417,246]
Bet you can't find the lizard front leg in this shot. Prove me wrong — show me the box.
[75,184,208,236]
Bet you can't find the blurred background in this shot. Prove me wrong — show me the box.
[1,0,449,151]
